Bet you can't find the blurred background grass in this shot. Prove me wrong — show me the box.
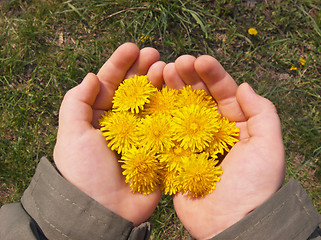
[1,0,320,239]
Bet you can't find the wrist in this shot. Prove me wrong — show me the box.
[191,212,249,240]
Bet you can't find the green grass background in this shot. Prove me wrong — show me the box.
[1,0,320,238]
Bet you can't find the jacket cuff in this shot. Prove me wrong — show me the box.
[21,157,151,240]
[211,179,321,240]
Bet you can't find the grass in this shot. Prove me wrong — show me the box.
[1,0,320,238]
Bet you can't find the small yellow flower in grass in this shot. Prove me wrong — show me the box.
[99,111,139,154]
[172,105,220,152]
[143,86,179,116]
[137,114,175,152]
[248,28,258,35]
[205,117,240,156]
[290,66,297,71]
[299,57,306,66]
[179,152,222,198]
[112,75,157,113]
[178,85,217,109]
[140,35,149,43]
[120,147,160,194]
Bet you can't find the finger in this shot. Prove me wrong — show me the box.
[146,61,166,89]
[194,55,246,122]
[95,42,140,110]
[126,47,160,78]
[59,73,100,135]
[236,83,282,141]
[163,62,186,89]
[175,55,210,94]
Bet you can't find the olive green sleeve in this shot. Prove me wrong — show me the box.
[0,203,46,240]
[210,179,321,240]
[0,157,151,240]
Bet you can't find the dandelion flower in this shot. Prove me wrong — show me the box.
[140,35,149,43]
[137,114,175,152]
[158,145,192,172]
[248,28,258,35]
[206,117,240,156]
[172,105,220,152]
[179,152,223,197]
[299,57,306,66]
[99,111,139,154]
[178,85,216,109]
[112,75,157,113]
[120,147,160,194]
[160,168,182,195]
[143,86,179,116]
[290,66,297,71]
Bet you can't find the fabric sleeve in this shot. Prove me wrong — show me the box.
[1,157,151,240]
[0,203,45,240]
[210,179,321,240]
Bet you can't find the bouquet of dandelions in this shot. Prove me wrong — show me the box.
[99,75,239,197]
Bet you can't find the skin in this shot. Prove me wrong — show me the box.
[164,55,286,239]
[53,43,165,226]
[53,43,285,238]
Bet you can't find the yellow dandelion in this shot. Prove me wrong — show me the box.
[160,168,182,195]
[299,57,306,66]
[158,145,192,172]
[120,147,160,194]
[137,114,175,152]
[248,28,258,35]
[143,86,179,116]
[172,105,220,152]
[112,75,157,113]
[140,35,149,43]
[99,77,241,198]
[290,66,297,71]
[206,117,240,156]
[99,111,139,154]
[178,85,217,109]
[179,152,222,198]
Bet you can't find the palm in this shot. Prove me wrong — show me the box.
[57,120,161,225]
[164,55,285,239]
[53,43,165,226]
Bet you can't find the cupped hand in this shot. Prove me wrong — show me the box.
[53,43,165,226]
[163,55,286,239]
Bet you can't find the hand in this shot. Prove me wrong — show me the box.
[163,55,286,239]
[53,43,165,226]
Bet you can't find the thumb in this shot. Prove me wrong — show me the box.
[58,73,100,135]
[236,83,282,142]
[236,82,285,182]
